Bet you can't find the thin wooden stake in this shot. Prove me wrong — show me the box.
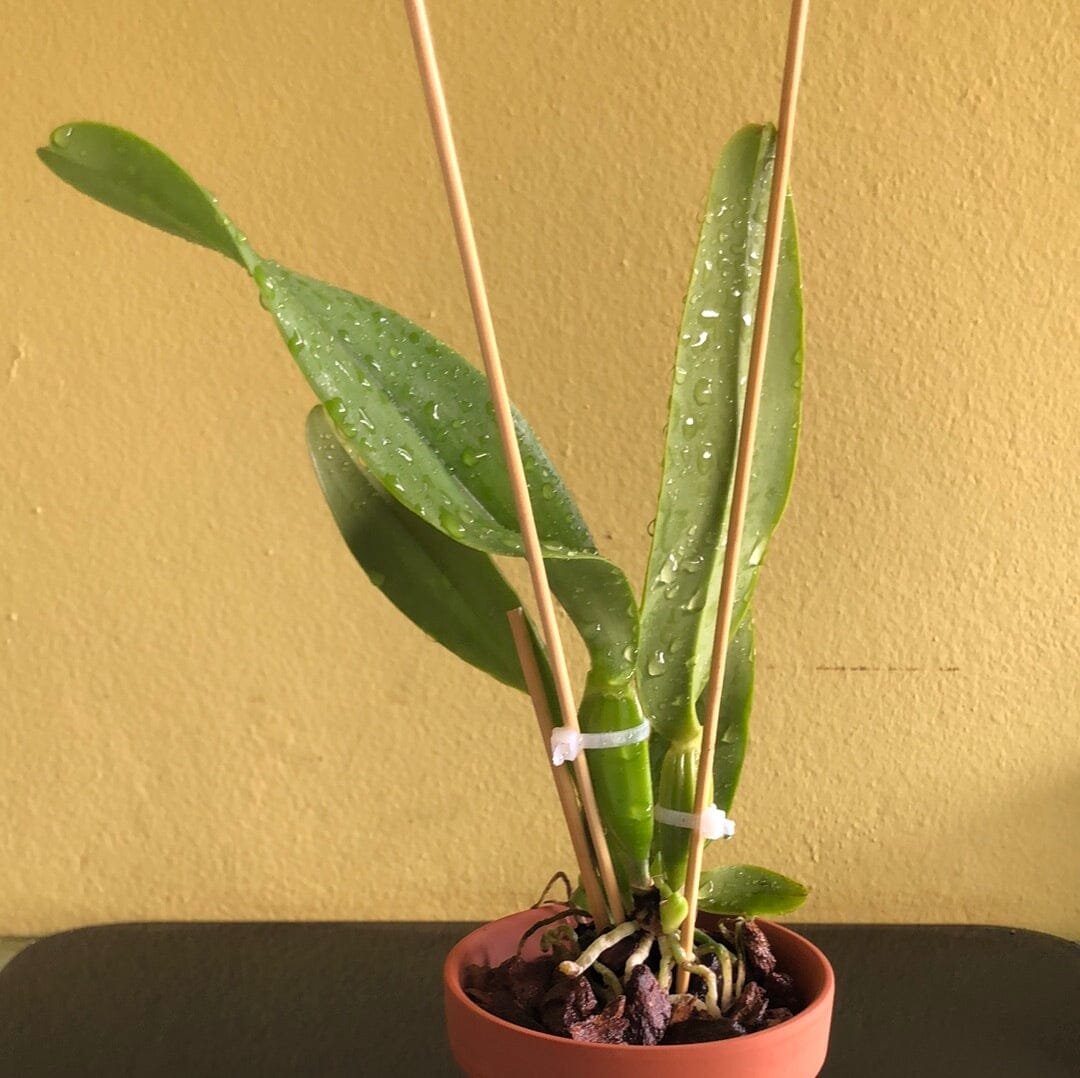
[403,0,625,925]
[676,0,810,993]
[507,609,610,931]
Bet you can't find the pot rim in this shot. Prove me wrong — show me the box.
[444,905,835,1053]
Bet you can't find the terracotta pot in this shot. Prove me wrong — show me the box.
[444,906,834,1078]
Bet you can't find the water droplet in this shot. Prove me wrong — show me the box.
[439,508,466,539]
[663,581,680,600]
[389,346,401,359]
[658,553,678,585]
[700,309,720,319]
[396,447,413,463]
[540,482,555,500]
[682,416,698,440]
[646,651,666,677]
[681,590,706,613]
[673,366,687,385]
[460,447,489,467]
[431,402,441,421]
[693,378,715,405]
[690,331,708,348]
[748,538,768,567]
[646,518,657,537]
[622,645,635,663]
[741,312,752,327]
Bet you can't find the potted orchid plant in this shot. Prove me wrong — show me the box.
[37,4,833,1072]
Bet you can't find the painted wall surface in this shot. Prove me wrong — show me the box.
[2,1,1077,938]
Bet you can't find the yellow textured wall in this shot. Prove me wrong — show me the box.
[2,0,1077,938]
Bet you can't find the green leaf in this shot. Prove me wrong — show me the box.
[696,864,808,917]
[257,262,638,682]
[39,122,638,682]
[38,123,255,270]
[708,617,754,813]
[649,616,755,805]
[649,618,752,895]
[306,405,530,690]
[639,123,803,743]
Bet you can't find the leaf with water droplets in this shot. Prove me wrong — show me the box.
[37,122,255,270]
[305,405,534,690]
[261,263,641,680]
[638,124,803,746]
[39,123,639,683]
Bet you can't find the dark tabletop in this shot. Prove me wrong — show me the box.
[0,922,1076,1076]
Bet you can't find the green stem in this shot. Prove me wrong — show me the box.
[655,734,705,897]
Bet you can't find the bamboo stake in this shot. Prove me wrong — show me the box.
[507,609,611,930]
[403,0,625,924]
[676,0,810,993]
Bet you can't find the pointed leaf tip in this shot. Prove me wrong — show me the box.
[38,122,255,270]
[697,864,808,917]
[305,405,532,691]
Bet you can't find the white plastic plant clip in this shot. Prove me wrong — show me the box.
[549,721,650,767]
[653,804,736,841]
